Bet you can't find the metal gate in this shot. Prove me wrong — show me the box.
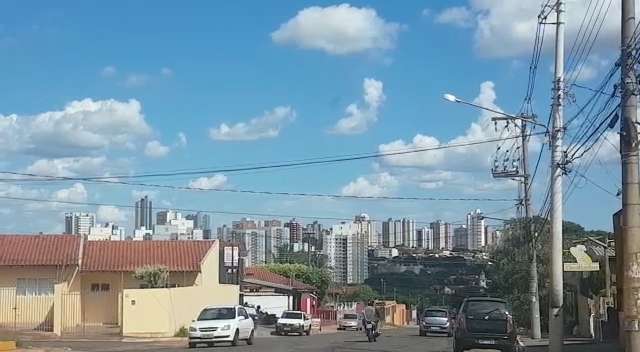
[0,287,54,333]
[61,291,121,337]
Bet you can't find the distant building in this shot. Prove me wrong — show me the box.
[374,247,399,259]
[186,212,211,239]
[382,219,392,247]
[325,222,368,285]
[285,219,303,246]
[134,195,153,230]
[454,226,468,249]
[430,220,446,250]
[88,222,125,241]
[416,227,433,249]
[232,217,258,230]
[154,210,195,240]
[304,221,323,251]
[401,218,416,248]
[393,219,402,247]
[466,209,486,250]
[354,214,374,248]
[64,212,96,236]
[485,226,501,247]
[133,226,153,240]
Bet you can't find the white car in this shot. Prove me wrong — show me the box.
[275,311,312,336]
[189,305,255,348]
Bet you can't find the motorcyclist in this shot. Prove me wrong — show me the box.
[363,300,381,336]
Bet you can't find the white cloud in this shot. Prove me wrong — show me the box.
[25,157,107,177]
[101,65,117,78]
[97,205,127,223]
[189,174,228,189]
[124,74,148,87]
[435,6,473,27]
[421,9,432,17]
[176,132,187,147]
[209,106,296,141]
[144,140,170,158]
[0,98,152,157]
[341,172,398,197]
[379,81,521,172]
[160,67,173,77]
[271,4,403,55]
[330,78,385,135]
[415,170,456,189]
[435,1,621,58]
[52,183,88,203]
[566,56,610,83]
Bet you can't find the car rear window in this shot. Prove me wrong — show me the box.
[466,301,507,316]
[343,313,358,319]
[424,310,448,318]
[282,312,303,319]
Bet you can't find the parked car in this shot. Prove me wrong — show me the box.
[188,305,255,348]
[453,297,517,352]
[419,307,453,337]
[276,310,312,336]
[338,312,361,331]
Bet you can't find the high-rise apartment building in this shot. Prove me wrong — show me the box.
[324,222,368,285]
[416,227,433,249]
[466,209,486,250]
[454,226,468,249]
[382,219,392,248]
[285,219,302,247]
[154,210,195,240]
[64,212,96,236]
[88,222,125,241]
[430,220,453,250]
[354,214,374,248]
[393,219,402,247]
[134,196,153,230]
[401,218,416,247]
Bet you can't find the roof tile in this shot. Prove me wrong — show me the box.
[244,266,315,291]
[0,234,80,266]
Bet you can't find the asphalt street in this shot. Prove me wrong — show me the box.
[23,327,470,352]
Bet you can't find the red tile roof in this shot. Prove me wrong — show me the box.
[81,240,216,272]
[243,266,315,291]
[0,234,80,266]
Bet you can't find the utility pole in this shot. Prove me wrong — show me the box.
[522,121,542,340]
[621,0,640,350]
[549,1,565,351]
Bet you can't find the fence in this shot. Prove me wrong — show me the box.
[0,287,54,333]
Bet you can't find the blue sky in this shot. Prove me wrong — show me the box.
[0,1,623,233]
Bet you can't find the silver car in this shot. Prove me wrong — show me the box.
[419,308,453,337]
[338,313,362,331]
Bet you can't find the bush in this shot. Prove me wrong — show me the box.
[174,326,188,337]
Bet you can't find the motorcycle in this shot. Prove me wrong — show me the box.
[364,320,378,342]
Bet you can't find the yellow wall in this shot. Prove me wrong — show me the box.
[0,266,74,332]
[122,243,240,337]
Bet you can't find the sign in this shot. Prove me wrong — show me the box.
[563,245,600,272]
[223,246,239,266]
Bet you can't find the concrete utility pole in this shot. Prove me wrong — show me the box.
[621,0,640,350]
[549,1,565,351]
[522,121,542,340]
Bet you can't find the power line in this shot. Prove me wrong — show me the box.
[1,133,545,182]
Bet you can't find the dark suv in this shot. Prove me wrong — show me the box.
[453,297,517,352]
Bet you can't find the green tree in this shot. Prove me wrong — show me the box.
[133,265,169,288]
[262,263,331,300]
[341,285,380,302]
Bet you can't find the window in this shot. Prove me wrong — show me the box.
[16,278,53,296]
[90,283,111,292]
[238,307,249,319]
[197,307,236,321]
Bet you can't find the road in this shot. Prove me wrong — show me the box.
[22,327,475,352]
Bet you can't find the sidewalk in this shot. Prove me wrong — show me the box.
[520,337,622,352]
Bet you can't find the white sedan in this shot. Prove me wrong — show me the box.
[189,305,255,348]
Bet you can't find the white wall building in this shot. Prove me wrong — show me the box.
[88,223,125,241]
[416,227,432,249]
[153,210,195,240]
[374,247,399,258]
[466,209,486,250]
[133,226,153,240]
[401,218,416,248]
[354,213,375,248]
[325,222,368,285]
[64,212,96,236]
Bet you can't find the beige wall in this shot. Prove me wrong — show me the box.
[0,266,74,331]
[122,243,240,337]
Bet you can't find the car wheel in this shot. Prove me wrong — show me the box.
[306,327,311,336]
[419,329,425,336]
[188,342,196,348]
[246,329,254,345]
[231,329,240,346]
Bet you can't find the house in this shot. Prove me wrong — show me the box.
[241,267,318,317]
[0,234,239,337]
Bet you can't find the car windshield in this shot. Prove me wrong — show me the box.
[197,308,236,321]
[466,301,508,316]
[343,314,358,320]
[424,310,448,318]
[281,312,303,319]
